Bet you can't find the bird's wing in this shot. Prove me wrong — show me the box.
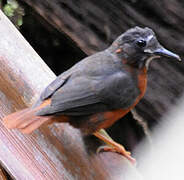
[33,71,72,108]
[40,71,71,101]
[36,74,104,116]
[36,71,133,116]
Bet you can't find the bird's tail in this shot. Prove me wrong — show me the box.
[3,99,68,134]
[3,107,53,134]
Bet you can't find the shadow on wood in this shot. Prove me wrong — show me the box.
[0,166,7,180]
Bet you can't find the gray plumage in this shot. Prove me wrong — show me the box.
[35,26,179,117]
[36,50,139,116]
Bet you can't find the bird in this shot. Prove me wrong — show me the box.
[3,26,181,164]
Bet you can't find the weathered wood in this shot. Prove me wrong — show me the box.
[0,10,142,179]
[20,0,184,131]
[0,167,7,180]
[19,0,184,55]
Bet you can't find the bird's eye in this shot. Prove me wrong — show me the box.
[136,39,146,48]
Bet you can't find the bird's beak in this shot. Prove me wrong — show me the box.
[144,47,181,61]
[153,47,181,61]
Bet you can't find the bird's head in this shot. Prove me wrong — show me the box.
[110,26,181,69]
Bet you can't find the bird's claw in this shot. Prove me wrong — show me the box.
[97,145,136,165]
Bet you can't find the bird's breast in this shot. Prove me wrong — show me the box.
[79,67,148,133]
[133,66,147,105]
[121,65,147,108]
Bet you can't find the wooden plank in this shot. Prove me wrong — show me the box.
[0,167,7,180]
[0,10,141,179]
[19,0,184,54]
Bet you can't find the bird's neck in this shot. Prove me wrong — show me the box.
[108,46,148,70]
[122,57,148,69]
[126,65,148,107]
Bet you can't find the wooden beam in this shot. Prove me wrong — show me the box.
[0,10,141,179]
[19,0,184,54]
[0,167,7,180]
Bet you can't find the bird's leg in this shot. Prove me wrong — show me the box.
[93,129,136,164]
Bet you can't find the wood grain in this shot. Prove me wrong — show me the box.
[0,167,7,180]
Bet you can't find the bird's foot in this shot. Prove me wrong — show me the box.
[94,129,136,165]
[97,145,136,165]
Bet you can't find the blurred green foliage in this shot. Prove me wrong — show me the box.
[1,0,24,28]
